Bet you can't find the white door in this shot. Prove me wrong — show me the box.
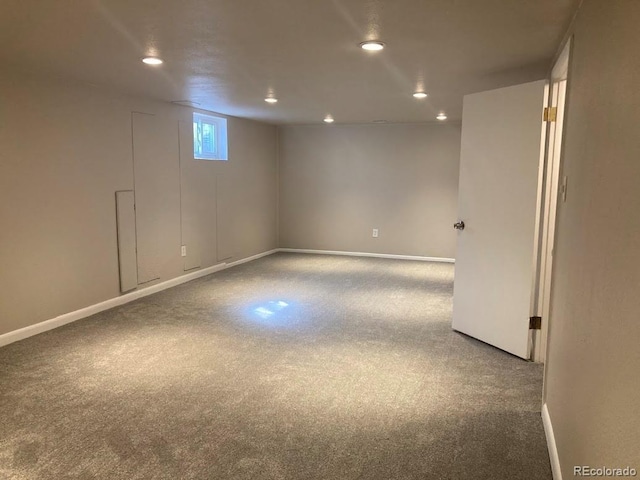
[452,80,546,359]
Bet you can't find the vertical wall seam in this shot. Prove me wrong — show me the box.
[275,125,281,248]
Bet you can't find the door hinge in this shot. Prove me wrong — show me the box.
[543,107,557,122]
[529,316,542,330]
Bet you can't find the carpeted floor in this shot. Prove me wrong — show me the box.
[0,253,551,480]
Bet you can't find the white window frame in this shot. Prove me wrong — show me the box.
[193,112,228,161]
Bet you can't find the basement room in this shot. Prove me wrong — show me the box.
[1,1,639,479]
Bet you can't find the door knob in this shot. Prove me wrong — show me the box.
[454,221,465,231]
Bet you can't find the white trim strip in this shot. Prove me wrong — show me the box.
[0,249,278,348]
[277,248,455,263]
[0,247,452,348]
[542,403,563,480]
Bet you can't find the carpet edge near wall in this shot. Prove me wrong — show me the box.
[0,249,279,348]
[0,249,454,348]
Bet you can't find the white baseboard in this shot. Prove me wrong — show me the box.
[1,247,451,348]
[0,249,278,348]
[542,403,563,480]
[277,248,455,263]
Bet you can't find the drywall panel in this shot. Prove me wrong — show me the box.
[543,1,640,477]
[0,72,277,338]
[216,174,235,262]
[179,119,216,271]
[226,117,279,260]
[132,112,181,284]
[216,117,279,263]
[0,74,134,336]
[278,123,461,258]
[115,190,138,292]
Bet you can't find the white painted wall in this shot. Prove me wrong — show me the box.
[543,1,640,477]
[0,72,278,337]
[278,123,461,258]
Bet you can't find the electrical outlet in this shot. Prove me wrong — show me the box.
[372,228,379,238]
[181,245,187,257]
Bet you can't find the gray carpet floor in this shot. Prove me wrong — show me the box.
[0,253,551,480]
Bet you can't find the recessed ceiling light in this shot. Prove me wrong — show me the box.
[413,92,428,99]
[436,112,448,121]
[142,57,163,65]
[373,120,388,124]
[359,41,385,51]
[324,117,334,123]
[265,97,278,104]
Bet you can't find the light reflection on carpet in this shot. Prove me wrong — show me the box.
[242,299,303,328]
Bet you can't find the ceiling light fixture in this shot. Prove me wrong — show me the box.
[324,116,334,123]
[359,41,385,51]
[413,92,428,99]
[436,112,448,121]
[142,57,163,65]
[265,97,278,104]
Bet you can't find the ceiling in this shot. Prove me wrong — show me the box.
[0,0,580,124]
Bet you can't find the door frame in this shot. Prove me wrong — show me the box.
[533,38,573,365]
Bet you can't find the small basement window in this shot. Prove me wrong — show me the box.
[193,112,228,160]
